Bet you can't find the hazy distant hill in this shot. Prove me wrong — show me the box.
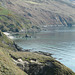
[62,0,75,5]
[0,0,74,32]
[0,2,31,32]
[0,0,74,27]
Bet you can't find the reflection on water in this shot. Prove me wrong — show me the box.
[14,26,75,72]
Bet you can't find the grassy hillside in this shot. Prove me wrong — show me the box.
[0,31,28,75]
[0,48,27,75]
[1,0,75,26]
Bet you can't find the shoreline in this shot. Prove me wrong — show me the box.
[3,32,14,39]
[3,31,75,72]
[3,31,75,73]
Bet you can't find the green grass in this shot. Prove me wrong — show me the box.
[0,6,9,15]
[0,32,28,75]
[0,48,27,75]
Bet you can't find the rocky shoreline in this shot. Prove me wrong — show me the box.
[9,42,74,75]
[10,50,74,75]
[13,42,53,57]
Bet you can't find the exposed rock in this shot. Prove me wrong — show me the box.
[0,31,2,36]
[24,61,30,73]
[24,49,31,52]
[25,34,31,38]
[28,63,43,75]
[30,59,41,65]
[13,42,23,51]
[18,59,23,62]
[12,57,74,75]
[17,63,25,70]
[34,51,52,57]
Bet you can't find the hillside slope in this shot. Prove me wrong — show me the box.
[0,4,31,32]
[0,31,28,75]
[0,0,75,26]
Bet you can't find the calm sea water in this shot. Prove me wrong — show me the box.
[14,26,75,72]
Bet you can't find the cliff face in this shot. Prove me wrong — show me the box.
[0,0,75,26]
[10,51,75,75]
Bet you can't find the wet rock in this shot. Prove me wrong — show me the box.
[58,58,62,60]
[24,49,31,52]
[34,51,52,57]
[25,34,31,38]
[13,42,23,51]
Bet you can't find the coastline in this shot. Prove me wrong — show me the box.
[2,31,75,75]
[9,43,74,75]
[3,32,14,39]
[3,31,75,72]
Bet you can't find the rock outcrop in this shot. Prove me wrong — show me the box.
[10,51,75,75]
